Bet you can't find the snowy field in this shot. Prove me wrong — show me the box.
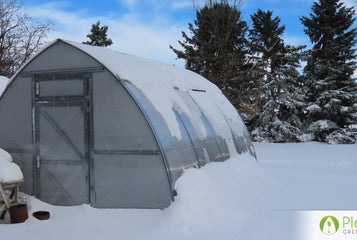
[1,142,357,240]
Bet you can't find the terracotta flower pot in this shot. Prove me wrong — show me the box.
[9,204,28,224]
[33,211,50,220]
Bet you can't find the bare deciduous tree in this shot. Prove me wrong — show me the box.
[0,0,52,77]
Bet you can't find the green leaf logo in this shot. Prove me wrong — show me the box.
[320,216,339,235]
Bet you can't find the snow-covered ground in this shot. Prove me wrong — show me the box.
[1,142,356,240]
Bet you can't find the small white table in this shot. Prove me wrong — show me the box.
[0,179,24,220]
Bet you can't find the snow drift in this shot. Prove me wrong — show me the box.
[1,142,356,240]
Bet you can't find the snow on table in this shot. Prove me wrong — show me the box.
[0,148,23,183]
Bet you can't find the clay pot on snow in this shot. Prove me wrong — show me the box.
[32,211,50,220]
[9,204,28,224]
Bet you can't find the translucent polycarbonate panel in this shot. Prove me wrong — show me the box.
[232,129,257,158]
[93,71,159,151]
[38,105,88,205]
[93,154,171,209]
[39,106,85,161]
[124,82,230,187]
[188,90,254,159]
[171,89,230,163]
[9,152,33,193]
[202,122,230,162]
[217,136,230,161]
[40,164,88,205]
[161,111,201,182]
[39,79,83,97]
[123,82,183,186]
[219,105,257,158]
[198,113,225,162]
[121,83,175,148]
[173,90,208,140]
[174,111,208,166]
[171,90,219,166]
[23,41,101,73]
[0,76,32,149]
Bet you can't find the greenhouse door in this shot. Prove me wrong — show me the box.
[33,73,92,205]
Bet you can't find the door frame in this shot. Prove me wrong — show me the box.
[31,71,94,204]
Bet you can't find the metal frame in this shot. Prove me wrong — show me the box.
[118,79,175,200]
[173,110,201,168]
[21,67,103,78]
[187,92,224,161]
[87,74,95,205]
[94,149,161,155]
[31,71,94,203]
[3,148,32,154]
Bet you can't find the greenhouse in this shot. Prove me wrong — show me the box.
[0,39,256,209]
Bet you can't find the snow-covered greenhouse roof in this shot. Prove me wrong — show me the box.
[0,39,256,209]
[57,40,244,139]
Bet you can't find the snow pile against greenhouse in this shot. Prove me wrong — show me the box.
[0,148,23,183]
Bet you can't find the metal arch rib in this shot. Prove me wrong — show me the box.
[117,78,175,201]
[173,109,201,168]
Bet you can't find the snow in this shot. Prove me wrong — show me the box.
[306,103,321,113]
[0,76,9,97]
[1,142,356,240]
[62,39,243,143]
[0,148,13,163]
[0,148,23,183]
[7,38,229,141]
[308,119,338,131]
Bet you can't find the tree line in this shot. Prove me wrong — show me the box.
[0,0,356,144]
[171,0,357,144]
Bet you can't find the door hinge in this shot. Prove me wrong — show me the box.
[36,155,41,168]
[35,82,40,96]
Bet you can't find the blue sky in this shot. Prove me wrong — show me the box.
[22,0,357,67]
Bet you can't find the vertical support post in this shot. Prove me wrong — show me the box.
[0,184,10,208]
[31,76,41,198]
[82,73,94,205]
[87,73,95,206]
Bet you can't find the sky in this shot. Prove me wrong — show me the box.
[21,0,357,67]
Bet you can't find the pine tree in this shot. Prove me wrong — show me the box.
[170,0,253,116]
[83,21,113,47]
[300,0,357,143]
[248,9,305,142]
[249,9,285,73]
[248,9,286,117]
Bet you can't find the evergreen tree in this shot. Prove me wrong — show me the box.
[248,9,285,116]
[248,9,305,142]
[300,0,357,143]
[83,21,113,47]
[249,9,285,73]
[170,0,253,116]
